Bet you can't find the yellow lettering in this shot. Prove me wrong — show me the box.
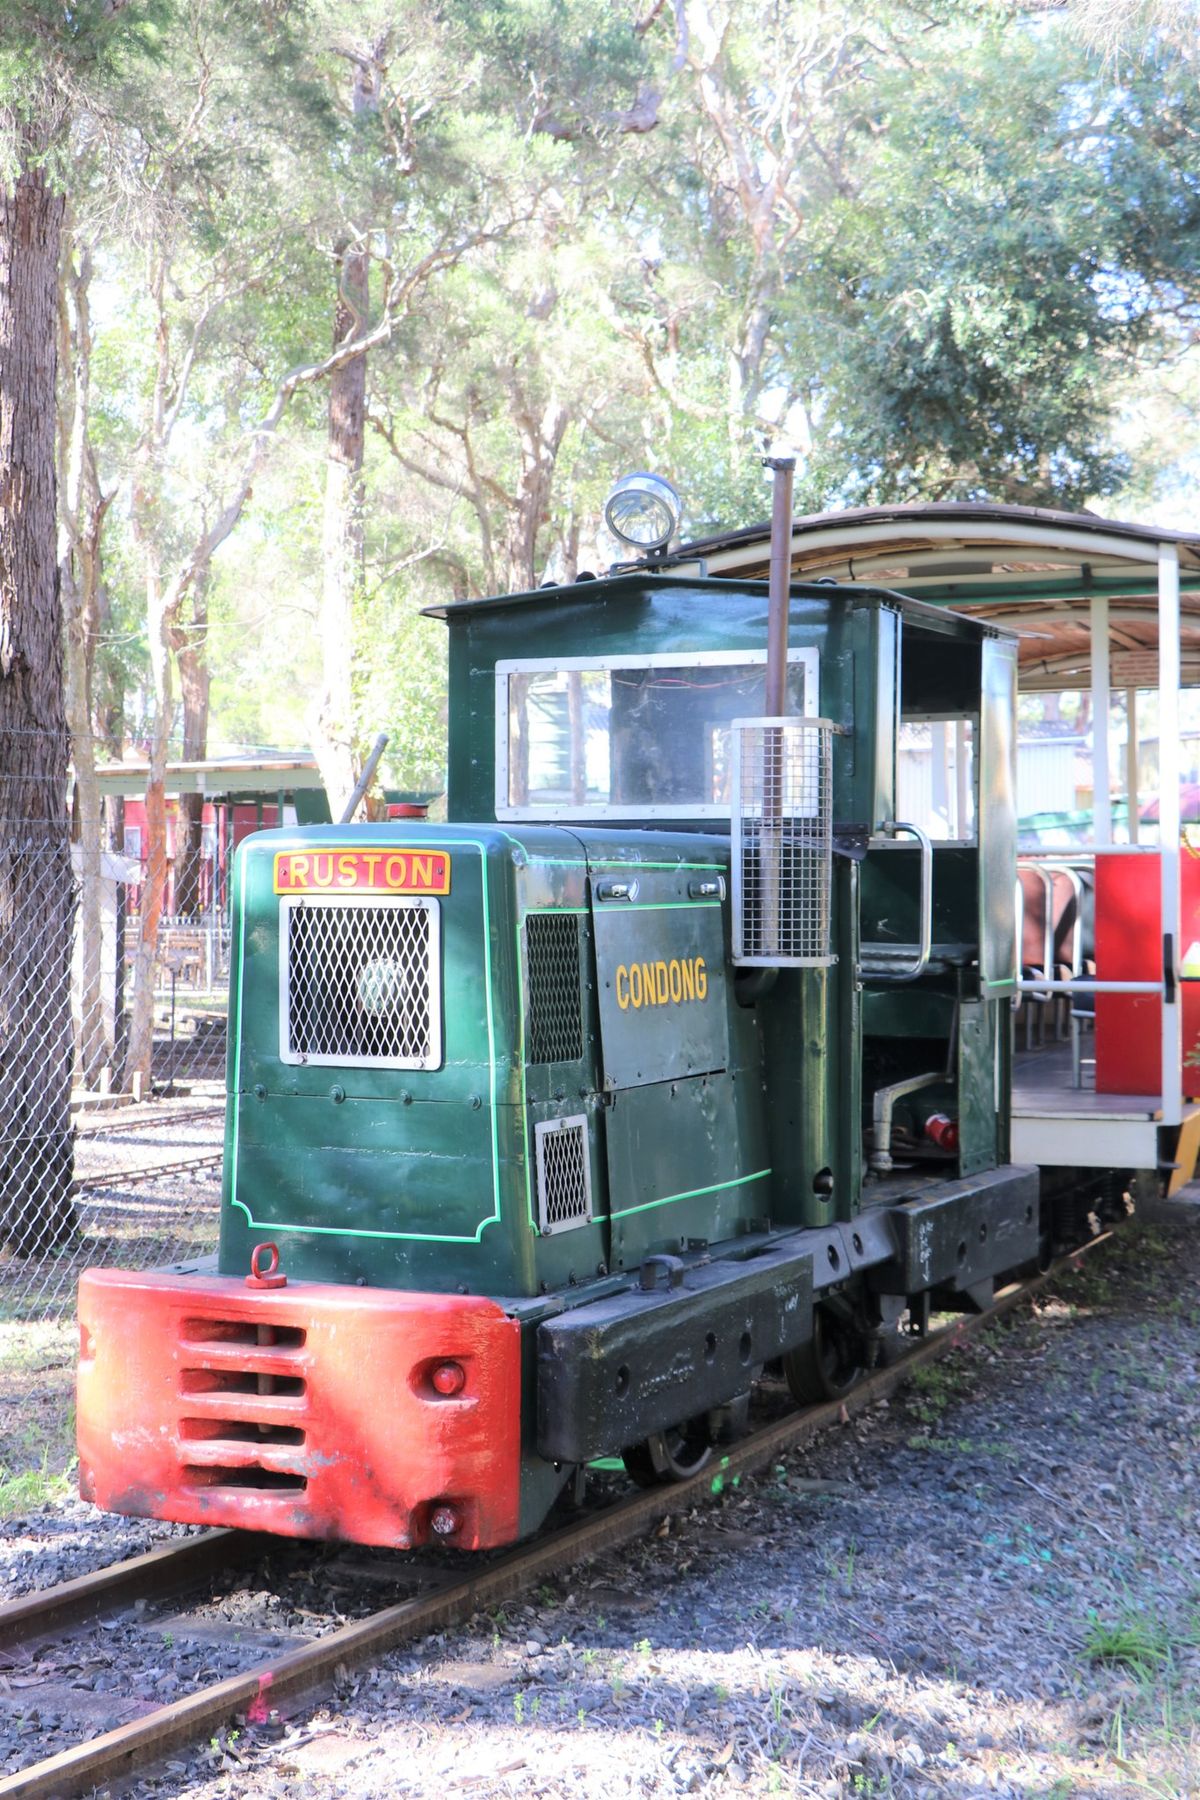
[412,854,435,890]
[312,854,334,888]
[385,853,408,888]
[362,852,383,886]
[337,853,357,887]
[610,955,710,1012]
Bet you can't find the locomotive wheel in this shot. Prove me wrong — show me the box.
[622,1417,713,1488]
[783,1304,867,1405]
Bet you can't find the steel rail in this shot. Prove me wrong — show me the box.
[0,1238,1108,1800]
[73,1106,224,1140]
[75,1151,224,1194]
[0,1531,255,1653]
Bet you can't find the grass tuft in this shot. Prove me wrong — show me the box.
[0,1320,78,1513]
[1083,1609,1173,1676]
[0,1457,75,1519]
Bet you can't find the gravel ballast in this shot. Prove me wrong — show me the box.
[1,1216,1197,1799]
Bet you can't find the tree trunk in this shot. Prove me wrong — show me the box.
[503,394,568,593]
[62,553,109,1088]
[125,489,172,1094]
[170,592,210,918]
[59,233,113,1090]
[313,235,369,824]
[125,246,176,1094]
[312,45,387,825]
[0,157,77,1253]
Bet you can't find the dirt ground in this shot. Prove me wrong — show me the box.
[0,1215,1198,1798]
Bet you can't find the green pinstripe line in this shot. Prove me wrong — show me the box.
[231,837,505,1246]
[593,1166,772,1223]
[236,1217,477,1244]
[526,858,724,871]
[515,907,544,1237]
[615,901,721,912]
[476,849,503,1240]
[228,849,247,1209]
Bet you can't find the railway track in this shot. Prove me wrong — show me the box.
[73,1105,224,1140]
[74,1150,223,1195]
[73,1105,225,1195]
[0,1240,1105,1800]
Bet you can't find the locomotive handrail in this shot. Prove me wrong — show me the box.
[859,821,933,983]
[1015,977,1163,994]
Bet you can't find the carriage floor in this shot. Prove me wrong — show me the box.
[1010,1037,1200,1183]
[1012,1038,1158,1119]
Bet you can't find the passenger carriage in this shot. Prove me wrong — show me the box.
[679,502,1200,1196]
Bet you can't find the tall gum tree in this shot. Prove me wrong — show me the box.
[0,0,174,1155]
[602,0,1200,516]
[316,28,388,824]
[0,107,76,1250]
[58,226,116,1088]
[362,2,667,601]
[105,0,336,1086]
[306,5,547,816]
[368,219,651,598]
[1,0,316,1118]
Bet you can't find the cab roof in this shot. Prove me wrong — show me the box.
[423,568,1012,641]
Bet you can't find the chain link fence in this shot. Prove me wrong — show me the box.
[1,730,227,1323]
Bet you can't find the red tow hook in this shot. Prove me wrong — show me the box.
[246,1242,288,1289]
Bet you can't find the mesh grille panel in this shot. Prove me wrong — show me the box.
[526,912,584,1064]
[732,717,835,967]
[282,898,441,1068]
[534,1116,592,1234]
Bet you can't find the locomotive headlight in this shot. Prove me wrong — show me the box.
[356,956,408,1017]
[603,471,681,552]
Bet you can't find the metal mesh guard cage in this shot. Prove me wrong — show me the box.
[731,716,836,968]
[280,895,442,1070]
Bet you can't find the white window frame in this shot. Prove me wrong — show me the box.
[495,647,819,822]
[897,710,980,847]
[278,893,443,1071]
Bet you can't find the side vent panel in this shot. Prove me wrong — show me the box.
[525,912,584,1064]
[534,1116,593,1235]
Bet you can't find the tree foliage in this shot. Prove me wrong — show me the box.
[9,0,1200,797]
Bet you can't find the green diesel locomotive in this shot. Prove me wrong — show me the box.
[78,483,1077,1551]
